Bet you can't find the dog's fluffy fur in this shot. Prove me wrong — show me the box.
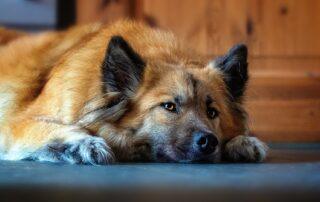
[0,20,267,164]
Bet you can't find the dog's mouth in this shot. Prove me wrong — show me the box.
[155,146,220,163]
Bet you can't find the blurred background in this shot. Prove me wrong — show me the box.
[0,0,319,143]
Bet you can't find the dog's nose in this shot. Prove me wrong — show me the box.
[193,131,218,154]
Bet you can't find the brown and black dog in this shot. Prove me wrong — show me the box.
[0,20,267,164]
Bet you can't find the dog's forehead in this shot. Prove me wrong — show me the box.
[145,60,225,105]
[160,66,217,103]
[173,72,198,103]
[183,67,225,103]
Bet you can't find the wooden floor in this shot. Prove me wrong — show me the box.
[0,144,320,202]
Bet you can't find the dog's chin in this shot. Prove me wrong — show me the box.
[154,147,221,163]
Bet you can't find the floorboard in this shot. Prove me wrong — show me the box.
[1,144,320,202]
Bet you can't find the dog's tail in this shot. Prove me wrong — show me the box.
[0,27,27,46]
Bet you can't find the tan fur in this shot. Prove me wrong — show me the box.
[0,20,263,163]
[0,27,26,46]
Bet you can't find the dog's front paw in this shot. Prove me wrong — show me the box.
[30,136,116,165]
[224,135,268,162]
[63,136,116,165]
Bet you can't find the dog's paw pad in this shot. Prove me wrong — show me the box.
[224,136,268,162]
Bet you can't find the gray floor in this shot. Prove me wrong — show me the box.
[1,144,320,202]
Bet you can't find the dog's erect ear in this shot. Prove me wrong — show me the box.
[102,36,145,97]
[210,44,248,101]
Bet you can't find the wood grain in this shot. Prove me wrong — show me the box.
[247,100,320,142]
[76,0,132,24]
[247,58,320,141]
[142,0,209,54]
[141,0,320,56]
[248,57,320,100]
[247,0,320,56]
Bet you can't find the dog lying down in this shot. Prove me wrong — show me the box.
[0,21,268,164]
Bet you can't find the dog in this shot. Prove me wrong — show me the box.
[0,20,267,164]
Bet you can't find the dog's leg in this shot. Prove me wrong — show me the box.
[3,119,116,165]
[223,135,268,162]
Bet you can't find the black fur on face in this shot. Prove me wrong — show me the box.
[214,44,248,102]
[102,36,145,98]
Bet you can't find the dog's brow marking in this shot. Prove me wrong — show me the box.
[206,95,214,106]
[186,73,198,98]
[174,96,182,105]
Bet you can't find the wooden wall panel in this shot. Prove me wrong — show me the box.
[247,0,320,56]
[142,0,209,54]
[205,0,248,55]
[142,0,320,56]
[142,0,249,55]
[76,0,133,24]
[246,100,320,142]
[247,58,320,141]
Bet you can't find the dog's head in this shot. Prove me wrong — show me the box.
[97,35,248,163]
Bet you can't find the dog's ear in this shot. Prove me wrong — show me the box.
[210,44,248,101]
[102,36,145,97]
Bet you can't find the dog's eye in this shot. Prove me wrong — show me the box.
[207,107,219,119]
[161,102,177,112]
